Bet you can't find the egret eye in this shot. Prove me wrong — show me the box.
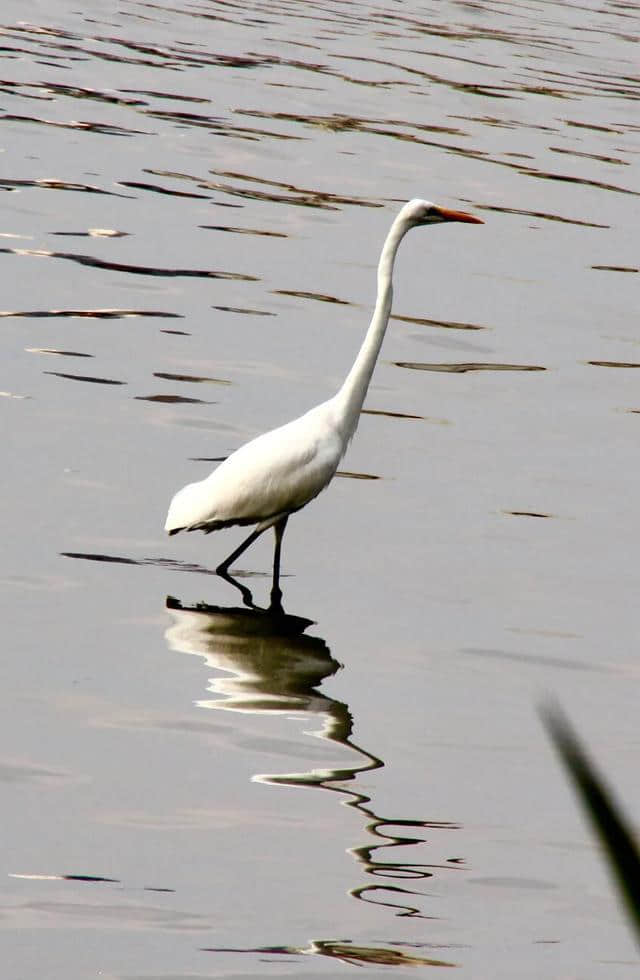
[415,205,440,224]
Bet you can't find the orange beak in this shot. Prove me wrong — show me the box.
[433,206,484,224]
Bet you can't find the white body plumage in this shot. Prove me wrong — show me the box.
[164,198,482,601]
[165,398,343,535]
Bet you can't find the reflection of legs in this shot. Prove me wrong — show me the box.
[216,526,265,576]
[215,567,260,611]
[270,516,288,613]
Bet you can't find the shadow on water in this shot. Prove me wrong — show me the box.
[165,594,461,968]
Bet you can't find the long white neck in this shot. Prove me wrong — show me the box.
[333,211,411,442]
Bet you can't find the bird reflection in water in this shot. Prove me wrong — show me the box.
[165,591,461,967]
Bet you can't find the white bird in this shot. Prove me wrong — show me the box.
[165,198,483,607]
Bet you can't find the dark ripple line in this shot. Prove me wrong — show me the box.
[1,113,150,137]
[519,167,639,197]
[4,24,224,72]
[140,108,225,127]
[11,80,145,107]
[587,360,640,368]
[549,146,629,167]
[118,87,210,104]
[212,305,275,317]
[26,347,92,357]
[336,470,380,480]
[118,180,210,198]
[505,510,552,519]
[11,871,175,892]
[153,371,230,385]
[362,408,423,420]
[200,224,287,238]
[395,361,546,373]
[0,177,131,197]
[330,52,515,98]
[273,289,349,305]
[197,179,369,210]
[45,371,125,385]
[134,394,214,404]
[477,204,609,228]
[237,109,479,156]
[392,314,486,331]
[591,265,638,274]
[61,552,218,576]
[149,167,381,211]
[0,248,258,281]
[62,874,119,883]
[0,308,182,319]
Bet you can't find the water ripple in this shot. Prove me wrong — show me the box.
[395,361,546,373]
[0,247,258,280]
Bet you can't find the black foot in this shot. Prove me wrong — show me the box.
[269,584,285,616]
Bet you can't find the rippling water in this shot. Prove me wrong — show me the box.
[2,2,639,977]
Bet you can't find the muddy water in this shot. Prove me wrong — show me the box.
[1,1,639,977]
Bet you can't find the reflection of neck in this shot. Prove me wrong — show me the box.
[334,215,409,443]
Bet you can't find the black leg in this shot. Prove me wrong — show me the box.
[216,526,265,576]
[270,516,288,613]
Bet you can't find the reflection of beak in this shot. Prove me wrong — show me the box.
[433,205,484,224]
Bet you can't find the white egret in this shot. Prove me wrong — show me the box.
[165,199,483,605]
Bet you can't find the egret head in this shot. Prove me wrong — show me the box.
[401,198,483,227]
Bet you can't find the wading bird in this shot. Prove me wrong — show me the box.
[165,199,482,607]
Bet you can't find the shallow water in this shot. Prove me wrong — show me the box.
[1,1,639,977]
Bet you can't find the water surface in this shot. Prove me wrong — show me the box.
[1,1,639,977]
